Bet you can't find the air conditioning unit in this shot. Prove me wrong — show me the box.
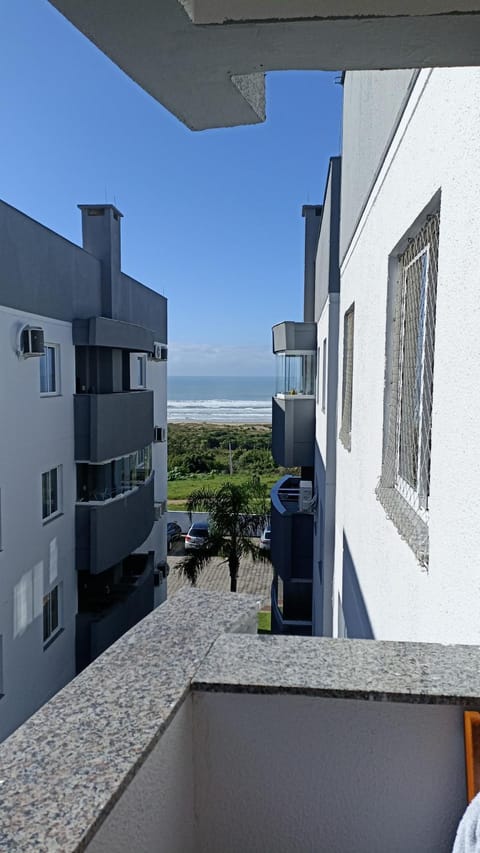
[298,480,313,512]
[154,500,167,520]
[154,426,167,443]
[153,343,167,361]
[19,326,45,358]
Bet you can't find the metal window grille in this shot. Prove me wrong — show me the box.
[376,211,440,566]
[339,304,355,450]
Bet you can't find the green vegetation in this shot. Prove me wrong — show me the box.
[168,423,294,506]
[257,610,272,633]
[177,481,271,592]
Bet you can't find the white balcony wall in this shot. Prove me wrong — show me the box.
[0,305,76,740]
[335,67,480,643]
[194,692,465,853]
[85,698,195,853]
[83,690,466,853]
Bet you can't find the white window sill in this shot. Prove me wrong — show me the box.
[42,511,63,526]
[43,627,63,651]
[40,392,61,398]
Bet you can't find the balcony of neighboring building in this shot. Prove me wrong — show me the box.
[270,475,314,583]
[76,552,155,672]
[271,321,316,468]
[76,472,155,575]
[74,389,153,462]
[0,588,476,853]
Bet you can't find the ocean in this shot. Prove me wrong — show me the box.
[168,376,274,423]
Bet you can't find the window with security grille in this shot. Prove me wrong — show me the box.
[339,304,354,450]
[377,211,440,565]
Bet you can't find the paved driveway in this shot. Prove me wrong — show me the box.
[167,551,273,600]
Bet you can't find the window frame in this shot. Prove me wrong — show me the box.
[321,337,327,414]
[40,343,60,396]
[395,245,431,513]
[376,206,440,566]
[43,583,61,646]
[339,304,355,451]
[42,466,62,522]
[130,353,147,390]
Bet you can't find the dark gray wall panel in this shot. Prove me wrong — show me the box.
[118,274,167,344]
[74,390,153,462]
[73,317,156,352]
[0,200,102,320]
[272,396,315,468]
[76,476,155,574]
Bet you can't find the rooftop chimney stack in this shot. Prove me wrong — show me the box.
[78,204,123,319]
[302,205,322,323]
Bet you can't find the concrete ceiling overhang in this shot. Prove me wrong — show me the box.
[48,0,480,130]
[181,0,480,24]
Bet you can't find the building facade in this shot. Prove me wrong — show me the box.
[271,67,480,646]
[0,200,168,740]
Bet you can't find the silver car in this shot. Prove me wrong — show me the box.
[184,522,209,551]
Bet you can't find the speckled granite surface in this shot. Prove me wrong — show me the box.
[0,589,261,853]
[193,634,480,704]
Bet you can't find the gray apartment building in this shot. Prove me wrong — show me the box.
[0,200,168,740]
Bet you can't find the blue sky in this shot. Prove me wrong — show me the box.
[1,0,343,375]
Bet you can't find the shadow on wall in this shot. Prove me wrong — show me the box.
[342,533,374,639]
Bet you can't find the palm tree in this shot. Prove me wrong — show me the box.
[177,479,270,592]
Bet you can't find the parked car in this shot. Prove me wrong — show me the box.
[184,522,209,551]
[167,521,182,552]
[259,526,271,551]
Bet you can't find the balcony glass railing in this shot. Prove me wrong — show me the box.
[76,445,152,503]
[275,353,315,396]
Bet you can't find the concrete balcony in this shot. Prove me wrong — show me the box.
[271,395,315,468]
[271,476,314,583]
[74,390,153,463]
[76,475,154,574]
[1,587,478,852]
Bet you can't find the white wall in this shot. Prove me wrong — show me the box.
[85,697,195,853]
[193,692,465,853]
[0,306,76,740]
[334,67,480,643]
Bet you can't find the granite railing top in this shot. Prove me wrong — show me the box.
[193,633,480,704]
[0,589,261,853]
[2,589,480,852]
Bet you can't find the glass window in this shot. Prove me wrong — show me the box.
[339,306,355,450]
[40,345,59,394]
[130,353,147,389]
[42,467,61,520]
[43,584,60,643]
[275,353,315,396]
[321,338,327,413]
[376,209,440,565]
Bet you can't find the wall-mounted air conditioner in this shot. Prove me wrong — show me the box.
[154,426,167,443]
[17,325,45,358]
[154,500,167,520]
[298,480,313,512]
[153,343,167,361]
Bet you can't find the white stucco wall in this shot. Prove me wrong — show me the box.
[334,67,480,643]
[193,691,465,853]
[0,306,76,740]
[85,697,195,853]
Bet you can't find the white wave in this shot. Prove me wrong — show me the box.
[168,399,270,409]
[168,398,271,423]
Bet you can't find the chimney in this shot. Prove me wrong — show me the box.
[78,204,123,318]
[301,204,322,323]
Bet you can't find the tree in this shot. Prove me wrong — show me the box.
[177,479,270,592]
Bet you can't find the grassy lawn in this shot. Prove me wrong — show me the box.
[257,610,271,633]
[168,471,279,504]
